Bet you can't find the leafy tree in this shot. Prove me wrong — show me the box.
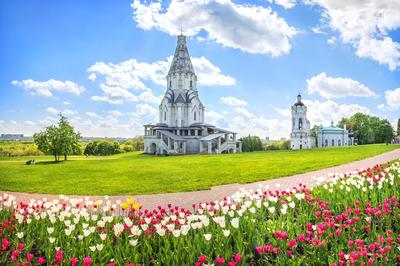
[58,115,81,160]
[338,113,394,145]
[397,118,400,136]
[240,135,263,152]
[84,140,121,156]
[310,125,322,147]
[34,114,81,162]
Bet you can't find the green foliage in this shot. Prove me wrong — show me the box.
[240,135,263,152]
[0,144,397,195]
[33,114,81,162]
[338,113,395,144]
[84,140,121,156]
[397,118,400,136]
[310,125,321,147]
[264,140,291,150]
[0,141,43,156]
[120,136,144,152]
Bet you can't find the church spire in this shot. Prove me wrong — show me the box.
[168,34,195,76]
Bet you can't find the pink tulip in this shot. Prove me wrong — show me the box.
[289,239,297,248]
[38,257,46,265]
[215,257,225,265]
[233,253,241,262]
[255,246,263,255]
[27,253,33,262]
[83,256,92,266]
[198,255,207,263]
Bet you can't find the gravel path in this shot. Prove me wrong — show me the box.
[2,149,399,210]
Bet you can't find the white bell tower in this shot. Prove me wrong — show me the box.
[290,93,312,149]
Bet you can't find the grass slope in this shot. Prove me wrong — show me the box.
[0,144,398,195]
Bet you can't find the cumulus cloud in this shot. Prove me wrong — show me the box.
[86,112,99,118]
[268,0,297,9]
[220,96,247,107]
[132,0,297,56]
[88,55,234,104]
[12,79,85,97]
[306,0,400,70]
[307,72,377,99]
[131,103,158,119]
[46,107,58,114]
[303,99,370,126]
[45,107,77,116]
[384,88,400,109]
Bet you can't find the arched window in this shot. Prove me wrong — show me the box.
[338,139,341,146]
[332,139,335,146]
[169,80,172,88]
[164,112,166,121]
[190,80,193,88]
[298,118,303,130]
[324,139,328,147]
[194,111,196,120]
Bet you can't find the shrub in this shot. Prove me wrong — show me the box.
[84,140,121,156]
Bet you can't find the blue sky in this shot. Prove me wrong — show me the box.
[1,0,399,139]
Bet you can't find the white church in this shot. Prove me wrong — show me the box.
[290,93,353,149]
[144,34,242,155]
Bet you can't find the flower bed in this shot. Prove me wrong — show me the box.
[1,160,400,265]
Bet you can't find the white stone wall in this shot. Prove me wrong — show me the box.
[317,131,349,147]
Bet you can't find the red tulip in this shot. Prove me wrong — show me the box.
[198,255,207,263]
[70,257,79,266]
[83,256,92,266]
[215,257,225,265]
[38,257,46,265]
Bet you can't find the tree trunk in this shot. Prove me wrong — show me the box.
[54,154,57,162]
[64,154,67,161]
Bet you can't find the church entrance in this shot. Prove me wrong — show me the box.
[150,143,157,154]
[299,144,302,149]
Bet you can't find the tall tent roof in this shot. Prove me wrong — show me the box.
[168,34,195,76]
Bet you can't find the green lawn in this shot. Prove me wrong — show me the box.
[0,144,398,195]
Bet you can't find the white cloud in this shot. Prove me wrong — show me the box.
[220,96,247,107]
[306,0,400,70]
[205,110,225,125]
[268,0,297,9]
[303,99,370,126]
[46,107,59,114]
[46,107,77,116]
[88,55,234,105]
[62,109,78,116]
[270,105,290,117]
[62,101,71,105]
[327,36,336,45]
[233,107,254,118]
[86,112,99,118]
[12,79,85,97]
[191,57,235,86]
[384,88,400,109]
[132,103,158,118]
[307,72,377,99]
[132,0,297,56]
[108,110,124,117]
[311,26,327,35]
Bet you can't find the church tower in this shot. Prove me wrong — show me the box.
[159,34,204,127]
[290,93,312,149]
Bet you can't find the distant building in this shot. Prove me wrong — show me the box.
[280,137,286,142]
[0,134,24,140]
[143,34,242,155]
[317,122,354,147]
[290,94,312,149]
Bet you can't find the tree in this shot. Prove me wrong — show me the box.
[240,135,263,152]
[58,115,81,160]
[33,114,80,162]
[310,125,322,147]
[338,113,394,145]
[397,118,400,136]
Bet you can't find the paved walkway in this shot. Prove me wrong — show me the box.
[2,149,399,210]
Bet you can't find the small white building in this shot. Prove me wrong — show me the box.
[143,34,242,155]
[317,122,354,147]
[290,94,312,149]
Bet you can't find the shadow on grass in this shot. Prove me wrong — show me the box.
[25,161,65,165]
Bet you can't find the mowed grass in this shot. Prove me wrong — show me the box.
[0,144,398,195]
